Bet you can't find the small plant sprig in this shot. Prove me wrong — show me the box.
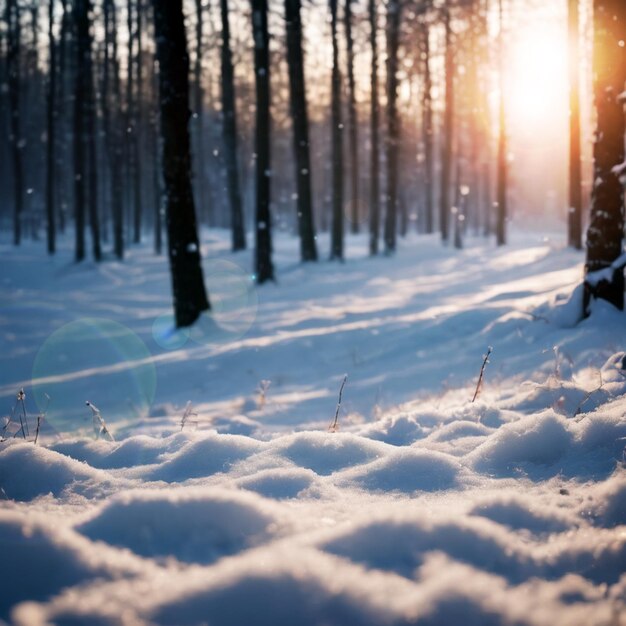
[180,401,198,431]
[34,394,51,445]
[257,380,271,408]
[86,401,115,441]
[472,347,493,403]
[329,374,348,433]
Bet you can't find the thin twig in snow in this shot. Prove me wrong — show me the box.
[472,347,493,403]
[329,374,348,433]
[86,401,115,441]
[180,401,197,431]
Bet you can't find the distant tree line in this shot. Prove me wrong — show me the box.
[0,0,623,324]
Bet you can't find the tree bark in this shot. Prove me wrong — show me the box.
[221,0,246,251]
[496,0,507,246]
[368,0,380,255]
[46,0,56,255]
[251,0,274,282]
[6,0,23,246]
[383,0,400,254]
[345,0,359,234]
[421,20,434,235]
[583,0,626,313]
[440,7,453,243]
[153,0,211,327]
[568,0,583,250]
[329,0,344,260]
[285,0,318,262]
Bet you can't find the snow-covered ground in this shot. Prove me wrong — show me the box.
[1,228,625,625]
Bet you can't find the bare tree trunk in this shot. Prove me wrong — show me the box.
[329,0,343,260]
[133,0,143,243]
[73,0,88,261]
[285,0,317,262]
[440,7,453,243]
[46,0,56,254]
[251,0,274,281]
[496,0,507,246]
[6,0,23,246]
[568,0,583,250]
[193,0,208,225]
[583,0,626,314]
[421,20,434,234]
[153,0,210,327]
[368,0,380,255]
[221,0,246,251]
[383,0,400,254]
[345,0,359,234]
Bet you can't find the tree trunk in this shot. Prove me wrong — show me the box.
[133,0,143,243]
[73,0,88,261]
[568,0,583,250]
[193,0,208,225]
[46,0,56,255]
[345,0,359,234]
[285,0,317,262]
[329,0,344,260]
[6,0,23,246]
[583,0,626,313]
[368,0,379,255]
[221,0,246,251]
[383,0,400,254]
[251,0,274,282]
[440,7,453,243]
[152,0,211,327]
[421,20,434,235]
[496,0,507,246]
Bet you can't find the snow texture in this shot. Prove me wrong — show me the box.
[1,229,625,625]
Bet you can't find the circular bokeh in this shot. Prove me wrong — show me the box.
[152,313,190,350]
[189,259,258,346]
[31,318,157,436]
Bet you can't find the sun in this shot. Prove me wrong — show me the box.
[505,19,569,130]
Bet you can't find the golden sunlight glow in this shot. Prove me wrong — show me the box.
[505,20,569,130]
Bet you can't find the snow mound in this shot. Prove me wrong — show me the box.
[237,467,319,499]
[470,496,573,535]
[274,432,386,475]
[145,433,264,482]
[77,487,279,564]
[468,411,573,476]
[50,433,191,469]
[0,441,116,501]
[0,510,140,621]
[323,514,534,583]
[338,448,463,493]
[358,412,428,446]
[590,472,626,528]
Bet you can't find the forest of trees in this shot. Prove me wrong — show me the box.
[0,0,624,326]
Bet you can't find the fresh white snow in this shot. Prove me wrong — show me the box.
[1,228,625,625]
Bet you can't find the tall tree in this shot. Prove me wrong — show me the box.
[421,19,434,234]
[193,0,208,224]
[345,0,359,234]
[583,0,626,313]
[495,0,507,246]
[440,6,453,242]
[368,0,380,255]
[152,0,211,327]
[568,0,583,250]
[46,0,56,255]
[6,0,23,246]
[103,0,124,259]
[73,0,89,261]
[220,0,246,251]
[329,0,344,260]
[251,0,274,282]
[133,0,143,243]
[383,0,401,253]
[285,0,317,262]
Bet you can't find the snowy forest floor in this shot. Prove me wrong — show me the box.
[1,227,625,625]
